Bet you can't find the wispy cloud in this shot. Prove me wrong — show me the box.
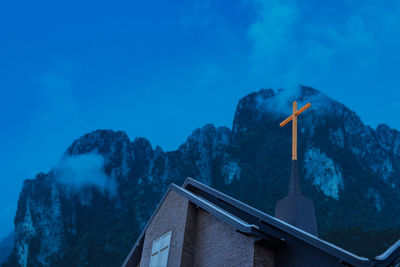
[246,0,400,92]
[54,153,116,194]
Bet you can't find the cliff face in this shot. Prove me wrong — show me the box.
[5,86,400,266]
[5,125,231,267]
[229,87,400,228]
[0,233,14,265]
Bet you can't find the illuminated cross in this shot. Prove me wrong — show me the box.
[279,101,311,161]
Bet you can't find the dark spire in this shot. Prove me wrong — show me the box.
[275,160,319,236]
[288,160,301,194]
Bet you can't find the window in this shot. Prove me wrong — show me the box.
[149,231,172,267]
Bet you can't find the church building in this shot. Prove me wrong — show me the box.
[122,176,400,267]
[122,102,400,266]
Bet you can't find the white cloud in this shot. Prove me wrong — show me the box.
[256,86,300,116]
[55,153,116,194]
[246,0,400,94]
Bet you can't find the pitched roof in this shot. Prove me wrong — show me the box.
[122,178,400,267]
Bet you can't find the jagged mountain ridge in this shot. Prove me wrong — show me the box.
[4,86,400,266]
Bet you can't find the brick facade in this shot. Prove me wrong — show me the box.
[139,190,190,267]
[138,190,275,266]
[180,202,198,266]
[193,208,255,267]
[254,243,275,267]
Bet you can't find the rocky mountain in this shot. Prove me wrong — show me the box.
[0,233,14,265]
[4,86,400,266]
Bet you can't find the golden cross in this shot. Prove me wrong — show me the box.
[279,101,311,161]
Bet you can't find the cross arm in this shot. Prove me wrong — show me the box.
[295,103,311,116]
[279,114,294,127]
[279,102,311,127]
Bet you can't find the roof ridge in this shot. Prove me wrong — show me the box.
[183,178,371,264]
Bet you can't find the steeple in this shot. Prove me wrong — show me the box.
[274,101,318,236]
[288,159,301,194]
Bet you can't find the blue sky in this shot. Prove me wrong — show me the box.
[1,0,400,238]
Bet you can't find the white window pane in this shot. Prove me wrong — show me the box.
[151,239,160,254]
[150,232,171,267]
[160,237,167,249]
[165,232,171,242]
[149,254,159,267]
[159,247,169,266]
[160,232,171,249]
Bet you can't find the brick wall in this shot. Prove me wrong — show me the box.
[139,190,189,267]
[138,190,275,266]
[192,208,255,267]
[254,243,275,267]
[181,202,198,266]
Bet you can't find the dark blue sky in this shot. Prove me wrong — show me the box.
[1,0,400,238]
